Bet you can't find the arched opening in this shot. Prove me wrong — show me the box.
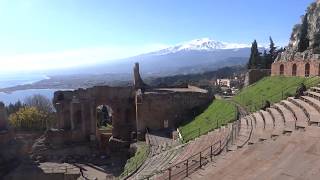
[280,64,284,75]
[96,104,113,130]
[305,63,310,77]
[292,64,297,76]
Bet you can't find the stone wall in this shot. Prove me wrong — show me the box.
[135,90,213,138]
[244,69,271,86]
[271,60,320,77]
[52,63,213,144]
[53,86,136,143]
[0,102,8,131]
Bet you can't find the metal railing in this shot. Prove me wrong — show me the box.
[143,119,241,180]
[180,107,239,143]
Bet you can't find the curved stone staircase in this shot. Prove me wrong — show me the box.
[187,85,320,179]
[129,84,320,180]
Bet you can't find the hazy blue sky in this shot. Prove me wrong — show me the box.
[0,0,314,73]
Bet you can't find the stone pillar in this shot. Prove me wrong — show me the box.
[55,103,63,129]
[0,102,8,131]
[81,103,85,133]
[70,102,75,130]
[90,102,96,135]
[70,96,80,131]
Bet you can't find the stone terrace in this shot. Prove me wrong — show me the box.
[130,83,320,180]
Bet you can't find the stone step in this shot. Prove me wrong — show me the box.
[301,95,320,113]
[266,107,285,135]
[281,100,308,129]
[273,104,295,132]
[310,86,320,92]
[260,110,276,137]
[306,91,320,101]
[248,113,265,144]
[288,97,320,124]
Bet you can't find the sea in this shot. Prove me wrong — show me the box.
[0,74,68,105]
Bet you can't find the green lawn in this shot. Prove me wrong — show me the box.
[179,99,236,143]
[233,76,320,112]
[120,142,149,178]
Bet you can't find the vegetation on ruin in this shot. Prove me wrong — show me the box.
[7,94,56,131]
[8,107,49,131]
[233,76,320,112]
[120,142,149,178]
[179,99,236,143]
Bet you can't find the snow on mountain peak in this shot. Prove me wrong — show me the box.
[152,38,250,55]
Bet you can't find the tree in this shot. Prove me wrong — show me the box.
[247,40,261,69]
[24,94,54,114]
[23,94,56,129]
[8,107,47,131]
[269,37,277,60]
[6,100,24,115]
[298,13,310,52]
[261,50,268,69]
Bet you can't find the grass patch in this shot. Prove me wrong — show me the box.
[233,76,320,112]
[98,123,113,131]
[120,142,149,178]
[179,99,236,143]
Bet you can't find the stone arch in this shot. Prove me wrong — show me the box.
[280,64,284,75]
[292,63,297,76]
[305,63,310,77]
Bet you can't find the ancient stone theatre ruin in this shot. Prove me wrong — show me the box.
[53,63,213,145]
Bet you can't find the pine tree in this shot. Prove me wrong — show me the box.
[247,40,261,69]
[298,13,310,52]
[262,50,268,69]
[266,36,277,69]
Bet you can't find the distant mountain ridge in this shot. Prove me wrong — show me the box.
[62,38,254,76]
[147,38,251,56]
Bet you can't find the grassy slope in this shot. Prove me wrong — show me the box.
[233,76,320,112]
[179,99,236,143]
[120,142,149,178]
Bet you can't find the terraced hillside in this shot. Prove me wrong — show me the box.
[233,76,320,112]
[179,99,237,142]
[189,83,320,179]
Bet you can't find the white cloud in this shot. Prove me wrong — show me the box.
[0,43,169,74]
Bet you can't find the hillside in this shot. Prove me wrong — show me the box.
[179,99,236,143]
[233,76,320,112]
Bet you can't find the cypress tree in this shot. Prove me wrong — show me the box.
[248,40,260,69]
[298,13,310,52]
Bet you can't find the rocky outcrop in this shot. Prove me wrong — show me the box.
[277,0,320,62]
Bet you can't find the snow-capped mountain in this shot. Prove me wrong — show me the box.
[150,38,251,55]
[73,38,253,76]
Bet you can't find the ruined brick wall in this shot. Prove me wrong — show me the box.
[0,102,8,130]
[135,90,214,137]
[271,60,320,77]
[244,69,271,86]
[53,86,136,143]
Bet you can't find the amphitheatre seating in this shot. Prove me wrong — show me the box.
[189,126,320,180]
[249,113,265,144]
[272,104,295,132]
[234,116,252,148]
[300,95,320,113]
[288,97,320,125]
[280,100,308,129]
[147,132,180,156]
[306,90,320,101]
[132,124,232,179]
[310,86,320,92]
[266,107,285,135]
[259,110,275,137]
[132,86,320,179]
